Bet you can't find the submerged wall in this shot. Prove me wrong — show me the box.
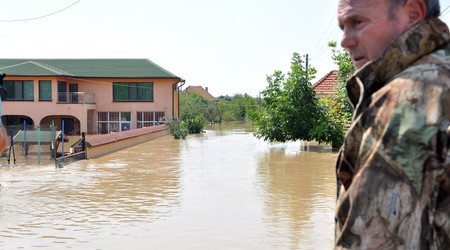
[85,125,170,159]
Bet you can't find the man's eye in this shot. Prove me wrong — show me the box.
[354,20,364,27]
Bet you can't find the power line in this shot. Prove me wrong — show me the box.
[312,25,340,56]
[0,0,81,22]
[441,4,450,17]
[310,13,338,56]
[311,25,341,63]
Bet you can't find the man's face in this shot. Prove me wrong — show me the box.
[338,0,412,68]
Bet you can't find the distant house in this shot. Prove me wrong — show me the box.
[312,70,338,97]
[185,85,217,102]
[0,59,183,135]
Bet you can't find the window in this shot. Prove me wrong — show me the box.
[97,112,132,134]
[58,81,67,102]
[39,80,52,101]
[113,82,153,102]
[4,80,34,100]
[137,111,165,128]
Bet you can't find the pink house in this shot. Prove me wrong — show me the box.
[0,59,183,135]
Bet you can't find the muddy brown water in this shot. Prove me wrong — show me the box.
[0,122,337,249]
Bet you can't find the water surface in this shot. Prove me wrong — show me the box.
[0,123,337,249]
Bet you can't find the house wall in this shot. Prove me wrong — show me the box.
[3,76,96,132]
[81,78,175,110]
[79,77,178,130]
[2,76,179,134]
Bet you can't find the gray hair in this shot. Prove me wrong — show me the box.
[388,0,440,19]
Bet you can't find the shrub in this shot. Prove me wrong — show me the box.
[169,119,188,139]
[187,116,207,134]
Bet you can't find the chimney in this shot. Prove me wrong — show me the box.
[205,87,209,92]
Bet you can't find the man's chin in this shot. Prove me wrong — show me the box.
[353,59,368,69]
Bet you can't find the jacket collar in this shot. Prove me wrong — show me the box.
[346,17,450,107]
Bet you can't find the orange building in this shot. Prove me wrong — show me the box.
[0,59,183,135]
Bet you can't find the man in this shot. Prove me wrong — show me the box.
[336,0,449,248]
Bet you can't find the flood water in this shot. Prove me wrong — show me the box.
[0,123,337,249]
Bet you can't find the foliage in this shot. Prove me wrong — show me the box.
[186,115,207,133]
[178,89,259,135]
[253,49,356,148]
[296,41,357,148]
[214,101,234,123]
[254,52,322,143]
[177,45,355,147]
[328,41,355,122]
[179,91,210,133]
[169,119,188,139]
[216,94,259,123]
[309,97,345,148]
[179,91,211,122]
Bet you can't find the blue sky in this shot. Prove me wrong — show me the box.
[1,0,450,97]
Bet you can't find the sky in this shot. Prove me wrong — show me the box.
[1,0,450,97]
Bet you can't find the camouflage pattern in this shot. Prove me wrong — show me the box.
[335,17,450,249]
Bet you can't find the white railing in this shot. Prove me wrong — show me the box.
[58,92,96,104]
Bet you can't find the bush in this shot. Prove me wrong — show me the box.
[187,116,207,134]
[169,119,188,139]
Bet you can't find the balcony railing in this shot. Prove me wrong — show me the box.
[58,92,96,104]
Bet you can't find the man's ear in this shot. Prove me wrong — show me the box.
[405,0,426,25]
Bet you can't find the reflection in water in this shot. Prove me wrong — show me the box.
[258,141,336,249]
[0,137,181,249]
[0,122,337,249]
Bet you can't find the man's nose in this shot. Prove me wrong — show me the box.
[340,29,356,50]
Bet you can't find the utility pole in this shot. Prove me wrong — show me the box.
[305,54,309,80]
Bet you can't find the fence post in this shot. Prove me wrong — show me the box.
[62,120,65,158]
[81,132,86,152]
[37,126,41,165]
[51,120,56,159]
[23,120,26,158]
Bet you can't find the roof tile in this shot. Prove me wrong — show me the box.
[185,85,216,101]
[312,70,338,96]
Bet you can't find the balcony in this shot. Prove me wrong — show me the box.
[58,92,96,104]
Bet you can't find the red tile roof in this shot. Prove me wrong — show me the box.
[312,70,338,96]
[185,86,216,101]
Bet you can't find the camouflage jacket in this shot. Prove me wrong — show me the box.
[335,17,450,249]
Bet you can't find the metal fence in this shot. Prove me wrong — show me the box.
[55,151,86,168]
[1,125,86,167]
[57,92,96,104]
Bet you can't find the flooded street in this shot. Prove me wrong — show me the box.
[0,123,337,249]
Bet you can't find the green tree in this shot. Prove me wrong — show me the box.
[255,52,320,142]
[178,90,259,131]
[216,94,259,123]
[178,91,208,134]
[309,97,346,148]
[328,41,355,122]
[179,91,210,121]
[308,41,355,148]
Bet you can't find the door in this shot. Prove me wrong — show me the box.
[69,84,78,103]
[58,82,67,102]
